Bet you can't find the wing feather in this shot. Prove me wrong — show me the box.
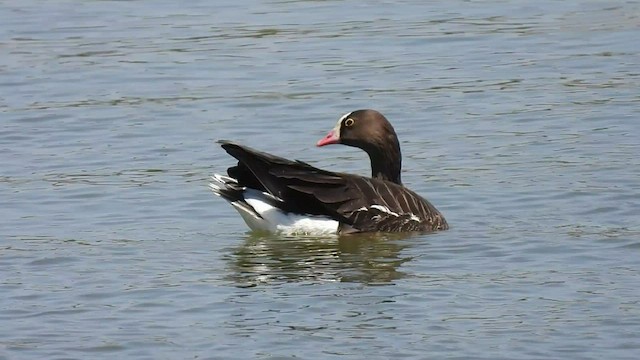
[219,141,448,233]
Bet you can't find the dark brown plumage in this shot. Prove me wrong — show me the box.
[319,109,403,184]
[215,109,448,234]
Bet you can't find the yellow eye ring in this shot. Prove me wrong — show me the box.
[345,118,355,127]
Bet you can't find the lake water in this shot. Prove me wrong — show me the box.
[1,0,639,359]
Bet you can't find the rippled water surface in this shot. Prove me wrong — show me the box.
[2,1,639,359]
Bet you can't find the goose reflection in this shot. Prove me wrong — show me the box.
[226,232,419,286]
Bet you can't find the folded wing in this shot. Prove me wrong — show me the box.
[219,141,448,233]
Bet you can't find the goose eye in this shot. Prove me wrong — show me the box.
[344,118,355,127]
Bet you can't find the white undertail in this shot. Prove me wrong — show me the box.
[209,174,339,235]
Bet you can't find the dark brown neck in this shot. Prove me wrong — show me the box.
[365,142,402,185]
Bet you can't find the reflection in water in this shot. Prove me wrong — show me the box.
[226,232,419,286]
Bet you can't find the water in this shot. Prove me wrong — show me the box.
[1,0,639,359]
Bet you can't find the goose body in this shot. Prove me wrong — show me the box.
[210,110,448,235]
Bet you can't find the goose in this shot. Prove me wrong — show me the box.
[209,109,448,235]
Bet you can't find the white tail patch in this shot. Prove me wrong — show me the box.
[213,173,237,184]
[209,174,240,196]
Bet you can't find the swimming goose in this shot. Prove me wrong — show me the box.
[210,109,448,235]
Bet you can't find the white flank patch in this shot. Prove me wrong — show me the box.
[277,215,339,236]
[243,190,338,235]
[210,179,339,235]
